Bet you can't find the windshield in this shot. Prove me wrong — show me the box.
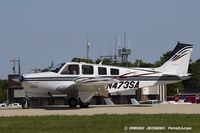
[49,63,65,73]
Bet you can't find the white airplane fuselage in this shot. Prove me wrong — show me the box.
[22,62,178,97]
[20,42,193,108]
[22,63,135,96]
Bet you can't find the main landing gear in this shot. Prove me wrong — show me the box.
[79,101,89,108]
[68,98,78,108]
[21,98,31,109]
[68,98,89,108]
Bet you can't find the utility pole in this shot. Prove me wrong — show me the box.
[114,36,117,63]
[86,37,90,59]
[18,57,21,75]
[124,32,126,48]
[118,32,131,65]
[10,58,16,75]
[51,61,54,68]
[10,57,21,75]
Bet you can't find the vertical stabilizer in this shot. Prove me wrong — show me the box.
[156,42,193,76]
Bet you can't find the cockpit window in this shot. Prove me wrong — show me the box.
[61,64,79,75]
[49,63,65,73]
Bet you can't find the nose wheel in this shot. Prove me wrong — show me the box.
[21,99,31,109]
[22,100,30,109]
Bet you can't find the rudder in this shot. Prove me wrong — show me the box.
[156,42,193,76]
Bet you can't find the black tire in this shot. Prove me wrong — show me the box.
[68,98,78,108]
[79,102,89,108]
[22,101,30,109]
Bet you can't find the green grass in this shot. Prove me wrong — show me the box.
[0,114,200,133]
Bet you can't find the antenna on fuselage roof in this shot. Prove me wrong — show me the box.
[98,58,104,65]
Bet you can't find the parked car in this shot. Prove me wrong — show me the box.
[8,103,21,107]
[139,100,160,104]
[0,103,7,107]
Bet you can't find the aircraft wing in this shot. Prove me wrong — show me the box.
[74,77,118,102]
[56,77,118,103]
[58,73,189,103]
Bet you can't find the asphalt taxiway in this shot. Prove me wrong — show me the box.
[0,104,200,117]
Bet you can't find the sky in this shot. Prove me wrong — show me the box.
[0,0,200,79]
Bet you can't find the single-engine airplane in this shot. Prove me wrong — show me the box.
[19,42,193,108]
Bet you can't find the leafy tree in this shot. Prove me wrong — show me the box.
[71,57,93,63]
[133,59,154,68]
[167,82,184,96]
[154,51,172,67]
[95,58,112,65]
[0,80,8,102]
[189,59,200,88]
[117,61,134,67]
[134,59,143,67]
[40,68,50,72]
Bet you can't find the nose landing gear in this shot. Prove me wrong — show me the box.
[21,98,31,109]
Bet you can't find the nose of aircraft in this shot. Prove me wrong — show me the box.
[11,74,24,83]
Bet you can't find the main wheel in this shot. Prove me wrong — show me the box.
[68,98,78,108]
[79,101,89,108]
[21,100,30,109]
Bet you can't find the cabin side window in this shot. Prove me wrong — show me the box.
[61,64,79,75]
[110,68,119,75]
[82,65,94,75]
[98,67,107,75]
